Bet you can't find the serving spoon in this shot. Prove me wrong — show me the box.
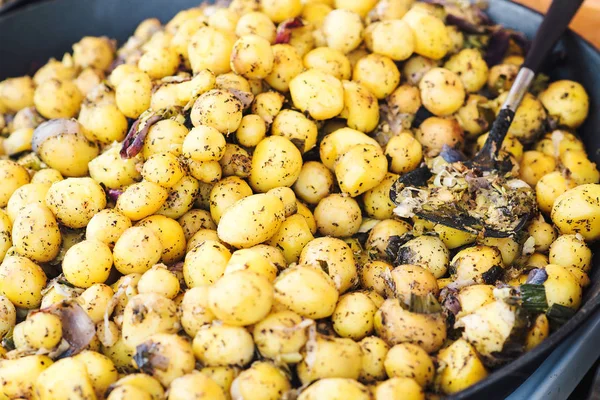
[389,0,585,238]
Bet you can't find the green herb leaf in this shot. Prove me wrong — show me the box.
[520,284,548,313]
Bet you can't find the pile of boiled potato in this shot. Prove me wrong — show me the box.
[0,0,599,398]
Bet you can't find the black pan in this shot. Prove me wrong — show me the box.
[0,1,599,399]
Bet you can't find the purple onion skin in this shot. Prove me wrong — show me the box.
[107,189,124,203]
[440,144,466,162]
[446,14,486,34]
[275,18,305,44]
[120,114,162,159]
[485,29,512,66]
[526,268,548,285]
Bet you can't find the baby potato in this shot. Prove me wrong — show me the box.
[353,54,400,99]
[267,214,314,263]
[263,44,303,92]
[526,252,550,270]
[86,209,132,248]
[419,68,465,116]
[133,334,195,387]
[122,293,180,348]
[456,94,493,138]
[272,109,318,153]
[251,91,285,125]
[375,299,446,353]
[560,150,599,185]
[22,312,62,350]
[0,211,11,262]
[434,224,477,249]
[31,168,63,185]
[496,92,546,143]
[63,240,113,288]
[101,336,135,371]
[225,245,282,281]
[297,333,363,384]
[138,47,179,79]
[366,219,411,257]
[386,131,423,174]
[359,261,394,296]
[488,63,519,94]
[209,8,240,32]
[300,237,358,293]
[73,351,118,397]
[319,127,379,169]
[6,182,50,223]
[3,127,34,156]
[189,26,236,75]
[402,55,439,86]
[89,145,142,189]
[293,162,335,206]
[142,153,186,188]
[115,72,152,119]
[299,378,371,400]
[113,226,162,274]
[193,323,255,367]
[210,176,253,224]
[108,385,152,400]
[402,9,449,60]
[549,234,592,271]
[230,362,290,400]
[273,264,339,318]
[366,20,414,61]
[398,235,449,278]
[184,240,231,286]
[0,295,16,339]
[169,371,226,400]
[444,49,489,93]
[388,84,422,116]
[457,284,495,316]
[551,184,600,241]
[36,357,96,400]
[137,215,187,264]
[235,11,276,42]
[218,193,286,248]
[236,114,267,148]
[79,103,128,144]
[34,78,83,119]
[435,339,487,395]
[199,366,239,398]
[539,80,589,128]
[525,314,550,351]
[179,286,215,337]
[389,264,438,301]
[340,80,380,133]
[231,35,274,79]
[290,69,345,120]
[111,374,165,400]
[314,194,362,238]
[191,89,243,134]
[252,310,309,363]
[178,209,216,240]
[479,236,520,266]
[0,355,53,399]
[304,47,351,80]
[520,150,556,187]
[116,181,169,221]
[335,143,388,196]
[332,292,378,340]
[361,173,397,220]
[358,336,389,383]
[544,264,582,309]
[46,177,107,228]
[0,160,30,208]
[321,9,364,54]
[209,270,273,326]
[142,118,189,158]
[78,284,114,323]
[156,175,201,219]
[527,216,557,253]
[384,343,434,387]
[11,203,61,263]
[0,76,35,113]
[219,144,251,178]
[476,131,523,161]
[72,36,114,70]
[452,245,503,283]
[374,378,424,400]
[186,229,221,252]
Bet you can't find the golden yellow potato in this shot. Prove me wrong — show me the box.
[539,80,589,128]
[551,184,600,241]
[290,69,345,120]
[419,68,465,116]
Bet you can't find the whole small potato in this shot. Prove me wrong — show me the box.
[191,89,243,134]
[111,374,164,400]
[142,153,186,188]
[188,27,237,75]
[252,310,309,363]
[0,159,30,207]
[549,234,592,271]
[551,184,600,241]
[116,181,169,221]
[340,80,380,132]
[192,323,255,367]
[217,193,286,248]
[290,69,344,120]
[156,175,201,219]
[209,270,273,326]
[397,235,450,278]
[79,103,128,144]
[353,54,401,99]
[0,355,53,399]
[184,240,231,287]
[300,236,358,293]
[388,264,438,301]
[231,35,274,79]
[72,36,114,70]
[359,261,393,296]
[366,219,412,257]
[36,358,96,400]
[452,245,504,282]
[384,343,434,387]
[86,209,132,248]
[402,9,450,60]
[362,173,399,220]
[273,264,339,319]
[525,314,550,351]
[374,299,447,353]
[267,214,314,263]
[444,49,489,93]
[321,9,364,54]
[297,333,363,384]
[122,293,180,348]
[235,11,276,42]
[89,145,142,189]
[0,76,35,113]
[419,68,465,116]
[496,92,546,142]
[6,182,50,223]
[544,264,582,309]
[265,44,304,92]
[314,194,362,238]
[403,55,439,86]
[115,72,152,119]
[142,119,189,158]
[304,47,352,80]
[386,132,423,173]
[374,378,424,400]
[230,362,291,400]
[293,161,334,205]
[138,47,179,79]
[225,245,282,281]
[77,284,114,323]
[249,136,303,192]
[272,109,318,154]
[435,339,488,395]
[46,177,106,228]
[299,378,371,400]
[179,285,215,338]
[34,78,83,119]
[0,294,16,339]
[31,168,63,185]
[11,203,61,263]
[359,336,389,383]
[332,292,378,340]
[319,127,380,169]
[113,226,162,274]
[335,143,388,196]
[560,150,599,185]
[63,240,113,288]
[539,80,589,128]
[169,371,226,400]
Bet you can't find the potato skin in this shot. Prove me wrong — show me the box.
[11,203,62,263]
[551,184,600,241]
[435,339,487,395]
[45,177,107,229]
[0,256,47,309]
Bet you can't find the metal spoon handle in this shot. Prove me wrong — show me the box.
[479,0,585,160]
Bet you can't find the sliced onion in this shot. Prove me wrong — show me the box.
[32,118,82,153]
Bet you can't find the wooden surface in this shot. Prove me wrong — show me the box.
[513,0,600,48]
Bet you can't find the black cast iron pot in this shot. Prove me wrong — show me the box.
[0,1,598,398]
